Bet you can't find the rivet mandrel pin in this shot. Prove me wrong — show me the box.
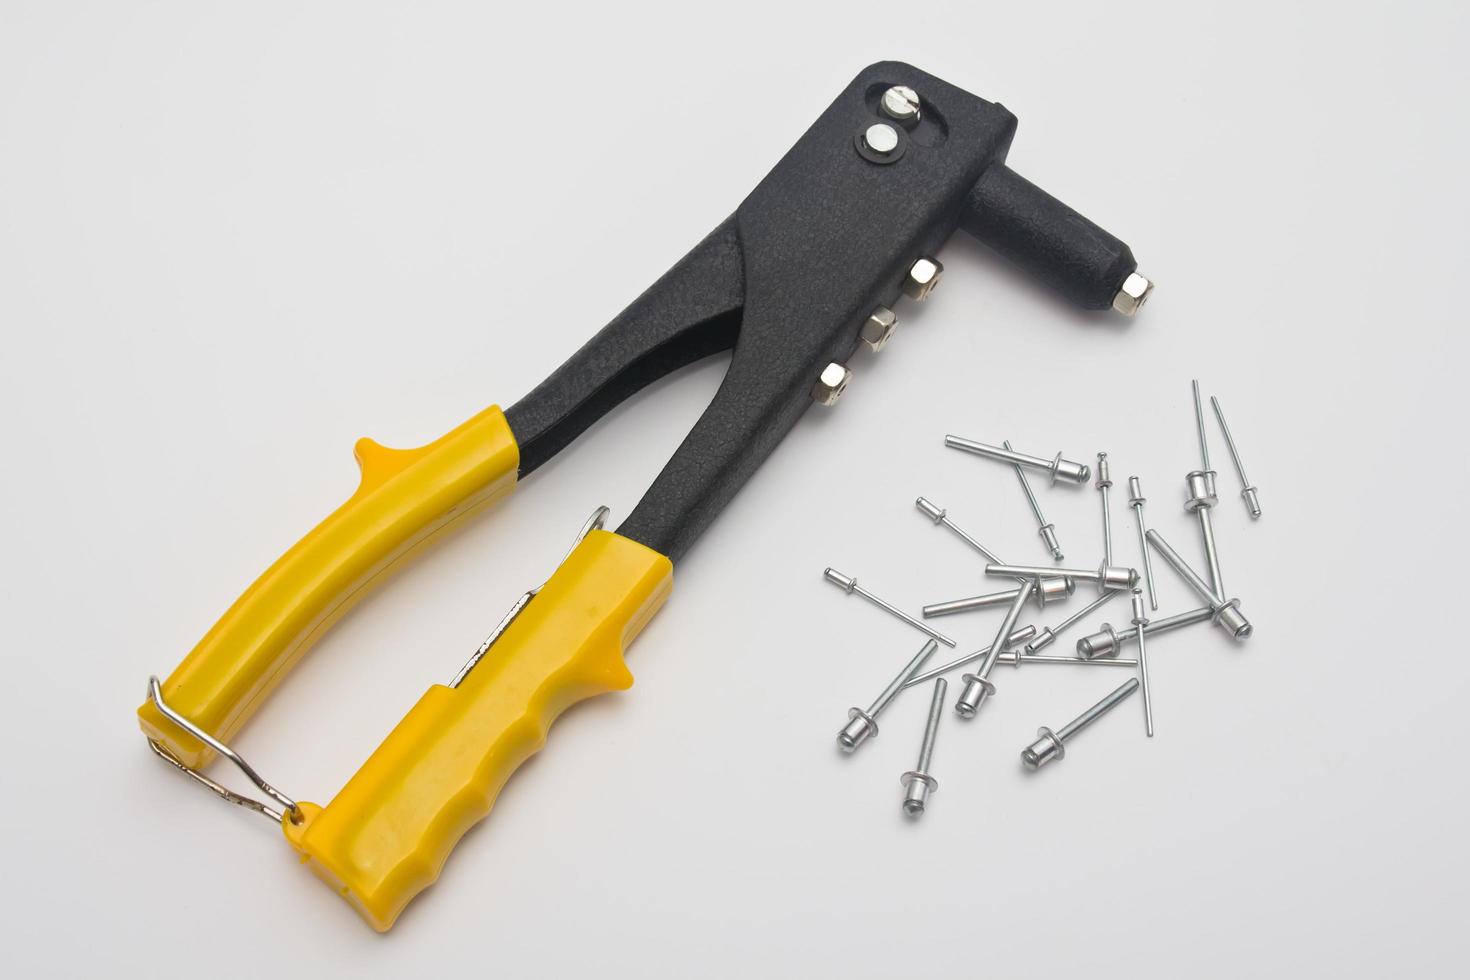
[922,576,1074,618]
[902,626,1038,689]
[1025,588,1121,654]
[1211,395,1262,519]
[900,677,947,816]
[955,579,1035,718]
[914,496,1033,585]
[998,652,1138,668]
[1076,605,1214,659]
[1144,530,1253,640]
[985,562,1137,594]
[823,568,957,647]
[1128,476,1159,611]
[1187,380,1226,601]
[1096,453,1113,566]
[1021,677,1140,771]
[1184,467,1225,603]
[944,435,1092,486]
[996,440,1065,560]
[1131,589,1154,737]
[837,639,938,752]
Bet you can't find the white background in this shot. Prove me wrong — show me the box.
[2,1,1467,976]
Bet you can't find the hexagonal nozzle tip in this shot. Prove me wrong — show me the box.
[1112,272,1153,315]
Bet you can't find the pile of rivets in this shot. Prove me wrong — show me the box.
[823,380,1263,816]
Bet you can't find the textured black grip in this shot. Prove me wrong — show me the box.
[961,164,1136,310]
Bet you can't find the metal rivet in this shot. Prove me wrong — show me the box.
[1095,452,1113,566]
[862,123,900,155]
[944,434,1090,485]
[954,579,1036,718]
[1211,395,1262,519]
[822,568,955,647]
[1144,529,1253,640]
[900,676,945,815]
[1076,606,1214,660]
[983,561,1138,596]
[1131,589,1154,737]
[1127,476,1159,611]
[837,640,937,753]
[921,577,1074,618]
[1021,678,1140,770]
[1024,589,1122,654]
[1186,381,1225,601]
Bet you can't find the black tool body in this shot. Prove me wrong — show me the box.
[505,61,1145,562]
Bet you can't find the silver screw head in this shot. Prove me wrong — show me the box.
[1112,272,1154,315]
[903,257,943,300]
[859,306,898,351]
[811,362,851,406]
[862,123,900,155]
[880,85,921,123]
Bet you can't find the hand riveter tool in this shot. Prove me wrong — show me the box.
[136,61,1152,931]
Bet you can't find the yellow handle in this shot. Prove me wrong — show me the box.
[137,406,520,769]
[283,529,672,932]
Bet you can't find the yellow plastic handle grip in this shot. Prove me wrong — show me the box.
[137,406,520,769]
[283,529,672,931]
